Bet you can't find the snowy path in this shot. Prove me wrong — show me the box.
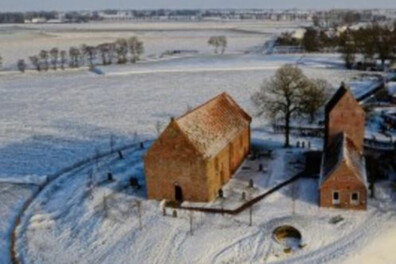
[12,144,395,264]
[11,142,147,264]
[273,210,392,264]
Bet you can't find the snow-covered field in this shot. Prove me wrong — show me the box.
[14,143,395,264]
[0,21,395,263]
[0,54,356,178]
[0,21,306,70]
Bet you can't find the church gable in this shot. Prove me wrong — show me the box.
[145,120,201,162]
[325,85,365,153]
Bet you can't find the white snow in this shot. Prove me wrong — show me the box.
[0,175,47,185]
[0,54,354,179]
[0,21,305,70]
[0,22,395,263]
[0,49,358,263]
[14,143,396,264]
[0,183,37,264]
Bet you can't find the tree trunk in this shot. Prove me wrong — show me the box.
[285,112,290,148]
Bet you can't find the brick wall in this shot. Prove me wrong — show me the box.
[145,122,251,202]
[328,92,365,153]
[320,163,367,210]
[145,121,209,202]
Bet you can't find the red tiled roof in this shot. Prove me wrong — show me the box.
[176,93,251,159]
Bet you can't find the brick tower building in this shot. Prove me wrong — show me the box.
[319,84,368,210]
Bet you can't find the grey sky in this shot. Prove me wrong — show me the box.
[1,0,396,12]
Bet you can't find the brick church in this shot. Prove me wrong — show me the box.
[145,93,251,203]
[319,84,368,210]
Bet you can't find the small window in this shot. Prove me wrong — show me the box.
[332,191,340,205]
[351,192,359,205]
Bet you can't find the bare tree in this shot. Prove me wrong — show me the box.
[251,64,308,147]
[107,43,115,65]
[128,37,144,63]
[29,56,41,71]
[218,36,227,54]
[339,31,356,69]
[208,36,227,54]
[114,39,128,64]
[69,47,81,68]
[50,48,59,70]
[60,50,67,70]
[17,59,26,73]
[97,43,107,65]
[300,79,331,123]
[98,43,114,65]
[81,44,97,68]
[39,50,49,71]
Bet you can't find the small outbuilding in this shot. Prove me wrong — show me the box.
[145,92,251,203]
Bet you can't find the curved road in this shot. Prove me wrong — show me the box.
[9,141,150,264]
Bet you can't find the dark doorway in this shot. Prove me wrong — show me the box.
[175,185,183,202]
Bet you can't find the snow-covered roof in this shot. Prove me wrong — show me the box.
[320,132,367,187]
[175,92,251,159]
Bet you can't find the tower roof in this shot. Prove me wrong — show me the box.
[320,132,367,187]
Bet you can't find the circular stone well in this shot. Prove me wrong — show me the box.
[273,225,303,250]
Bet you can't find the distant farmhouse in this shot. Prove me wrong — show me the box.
[145,93,251,203]
[320,84,368,210]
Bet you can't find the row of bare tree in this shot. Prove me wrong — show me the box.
[16,37,144,73]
